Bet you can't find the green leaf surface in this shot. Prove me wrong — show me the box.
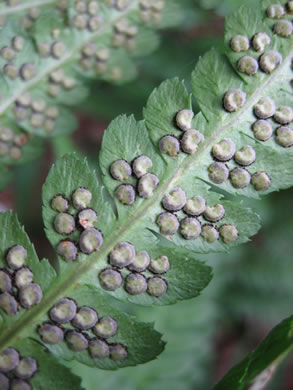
[213,315,293,390]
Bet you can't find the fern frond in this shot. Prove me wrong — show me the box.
[0,0,293,386]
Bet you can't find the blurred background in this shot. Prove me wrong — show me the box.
[1,0,293,388]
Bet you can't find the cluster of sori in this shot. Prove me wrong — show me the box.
[251,97,293,148]
[267,2,293,36]
[39,299,128,361]
[51,188,103,261]
[73,0,103,31]
[104,0,131,10]
[211,3,293,191]
[0,1,68,30]
[12,93,60,134]
[0,348,38,390]
[112,17,138,51]
[111,155,159,205]
[19,7,44,31]
[231,3,293,77]
[219,91,293,192]
[0,127,29,161]
[79,44,111,76]
[73,1,135,79]
[139,0,165,25]
[159,109,205,157]
[99,244,169,297]
[0,245,42,316]
[47,68,76,98]
[1,36,35,82]
[231,33,281,75]
[37,38,67,60]
[208,136,270,191]
[156,189,238,244]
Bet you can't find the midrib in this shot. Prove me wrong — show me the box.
[0,42,292,351]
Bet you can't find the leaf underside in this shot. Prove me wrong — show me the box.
[0,0,293,387]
